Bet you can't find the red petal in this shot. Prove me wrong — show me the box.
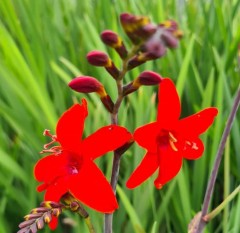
[154,146,182,189]
[133,122,160,153]
[181,137,204,160]
[157,78,181,127]
[177,107,218,137]
[49,217,58,230]
[81,125,132,159]
[34,153,68,183]
[126,152,158,189]
[56,100,88,149]
[68,161,118,213]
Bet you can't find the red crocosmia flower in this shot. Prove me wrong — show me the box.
[34,99,132,229]
[126,78,218,189]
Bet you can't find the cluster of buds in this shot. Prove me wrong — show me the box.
[17,202,63,233]
[68,13,182,113]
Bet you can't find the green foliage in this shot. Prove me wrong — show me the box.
[0,0,239,232]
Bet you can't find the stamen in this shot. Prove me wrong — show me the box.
[40,146,62,155]
[41,130,61,154]
[168,132,178,151]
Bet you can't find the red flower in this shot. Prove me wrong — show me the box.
[34,99,132,229]
[126,78,218,189]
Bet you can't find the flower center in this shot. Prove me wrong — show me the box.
[156,130,178,151]
[67,153,83,175]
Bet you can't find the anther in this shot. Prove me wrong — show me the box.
[168,132,178,151]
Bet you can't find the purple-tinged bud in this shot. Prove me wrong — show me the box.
[36,218,44,230]
[87,50,111,67]
[31,207,50,214]
[101,30,128,59]
[123,71,163,96]
[19,219,36,229]
[161,31,179,48]
[120,13,151,44]
[24,213,42,220]
[30,223,37,233]
[52,208,62,217]
[40,201,63,209]
[135,71,163,86]
[43,212,52,223]
[159,20,178,32]
[68,76,107,97]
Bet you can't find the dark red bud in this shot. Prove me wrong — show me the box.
[68,76,107,97]
[87,50,111,67]
[101,30,128,59]
[137,71,163,85]
[101,30,120,47]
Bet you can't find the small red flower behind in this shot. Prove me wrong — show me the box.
[126,78,218,189]
[34,99,132,229]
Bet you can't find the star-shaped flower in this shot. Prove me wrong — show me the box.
[126,78,218,189]
[34,99,132,229]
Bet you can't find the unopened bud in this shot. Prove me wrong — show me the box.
[68,76,107,97]
[101,30,128,59]
[87,50,111,67]
[43,212,52,223]
[127,50,165,70]
[40,201,62,209]
[24,213,42,220]
[52,208,62,217]
[123,71,162,96]
[120,13,151,44]
[159,20,178,31]
[36,218,44,230]
[19,219,35,229]
[136,71,163,86]
[161,31,179,48]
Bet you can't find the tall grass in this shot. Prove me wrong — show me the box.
[0,0,239,232]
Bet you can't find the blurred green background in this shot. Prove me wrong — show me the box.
[0,0,240,232]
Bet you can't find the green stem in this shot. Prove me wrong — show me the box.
[203,185,240,222]
[104,45,140,233]
[84,216,96,233]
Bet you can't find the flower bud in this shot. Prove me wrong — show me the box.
[135,71,163,86]
[120,13,151,44]
[101,30,128,59]
[123,71,163,96]
[161,31,179,48]
[87,50,111,67]
[43,212,52,223]
[101,30,121,47]
[68,76,107,97]
[36,218,44,230]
